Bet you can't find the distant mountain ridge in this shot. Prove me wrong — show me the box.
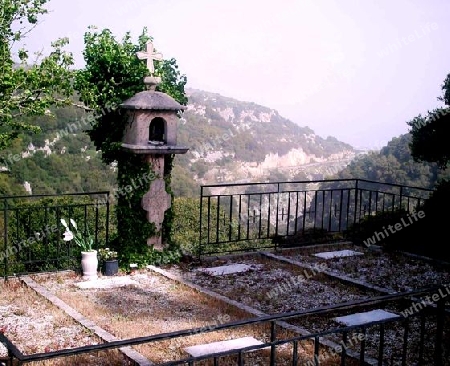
[1,88,357,197]
[172,89,356,193]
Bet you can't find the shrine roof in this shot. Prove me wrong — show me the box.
[120,91,186,111]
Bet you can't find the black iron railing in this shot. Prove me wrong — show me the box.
[0,286,447,365]
[0,192,110,278]
[198,179,433,256]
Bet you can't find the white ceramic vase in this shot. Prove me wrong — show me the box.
[81,250,98,280]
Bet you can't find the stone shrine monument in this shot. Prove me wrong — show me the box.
[119,41,188,250]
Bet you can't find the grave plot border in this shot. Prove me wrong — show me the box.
[1,286,447,366]
[260,251,394,295]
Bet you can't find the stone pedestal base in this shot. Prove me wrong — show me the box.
[147,236,167,252]
[142,155,171,252]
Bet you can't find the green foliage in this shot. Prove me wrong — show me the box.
[0,0,74,149]
[272,228,343,248]
[114,157,156,259]
[336,134,446,189]
[346,208,411,247]
[0,195,109,276]
[0,171,27,196]
[98,247,118,261]
[171,197,202,256]
[75,26,187,265]
[407,109,450,169]
[0,123,117,195]
[441,74,450,106]
[171,196,270,256]
[407,72,450,170]
[171,164,199,197]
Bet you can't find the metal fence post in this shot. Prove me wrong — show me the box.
[434,295,445,366]
[3,198,8,280]
[198,186,204,260]
[275,182,280,240]
[105,192,110,246]
[352,179,359,241]
[399,185,404,211]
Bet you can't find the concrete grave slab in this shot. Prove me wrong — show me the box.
[197,263,263,276]
[76,276,139,289]
[184,336,264,357]
[314,249,364,259]
[335,309,399,326]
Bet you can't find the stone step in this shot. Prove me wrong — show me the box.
[335,309,399,326]
[197,263,262,276]
[314,249,364,259]
[184,336,264,357]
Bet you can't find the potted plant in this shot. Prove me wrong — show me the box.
[98,248,119,276]
[61,218,98,280]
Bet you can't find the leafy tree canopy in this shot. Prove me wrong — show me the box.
[74,26,187,164]
[0,0,74,149]
[407,73,450,169]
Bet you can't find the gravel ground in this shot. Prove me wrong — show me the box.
[165,255,381,315]
[0,278,104,357]
[29,271,284,364]
[277,245,450,292]
[162,246,450,365]
[1,244,449,365]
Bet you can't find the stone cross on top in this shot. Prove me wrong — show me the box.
[137,41,163,76]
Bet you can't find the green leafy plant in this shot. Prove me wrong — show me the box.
[61,218,94,252]
[0,0,75,150]
[272,228,343,248]
[98,248,118,261]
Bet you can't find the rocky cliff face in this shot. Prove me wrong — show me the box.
[175,89,356,185]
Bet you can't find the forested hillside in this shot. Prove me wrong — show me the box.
[335,133,449,188]
[0,90,356,197]
[181,89,353,162]
[0,106,117,196]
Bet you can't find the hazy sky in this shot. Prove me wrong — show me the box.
[20,0,450,148]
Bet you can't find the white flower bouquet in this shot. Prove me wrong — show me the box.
[60,218,94,252]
